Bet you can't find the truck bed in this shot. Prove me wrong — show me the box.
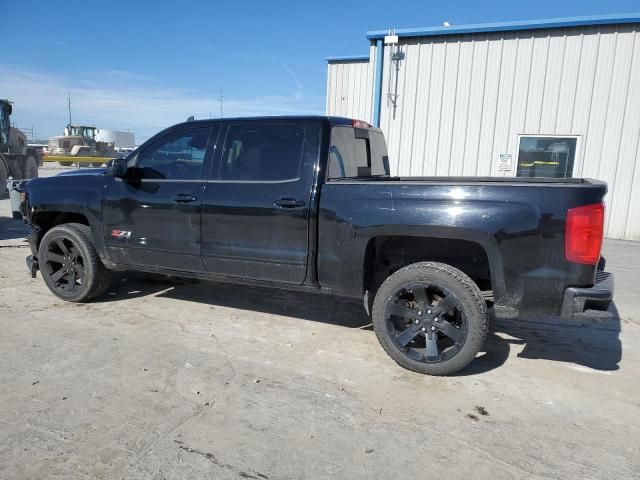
[317,176,607,318]
[328,176,603,186]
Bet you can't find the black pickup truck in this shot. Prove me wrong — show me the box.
[21,116,614,375]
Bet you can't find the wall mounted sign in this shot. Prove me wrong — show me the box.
[497,153,512,171]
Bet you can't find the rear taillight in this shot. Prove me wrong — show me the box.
[565,203,604,265]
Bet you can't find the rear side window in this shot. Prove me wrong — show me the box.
[219,124,304,181]
[328,126,390,179]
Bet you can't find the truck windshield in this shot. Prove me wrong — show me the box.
[328,126,390,179]
[66,126,95,139]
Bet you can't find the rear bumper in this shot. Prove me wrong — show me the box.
[561,271,614,319]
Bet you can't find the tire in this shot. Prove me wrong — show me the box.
[372,262,488,376]
[59,161,74,167]
[38,223,112,302]
[0,158,7,198]
[87,259,113,299]
[22,155,39,179]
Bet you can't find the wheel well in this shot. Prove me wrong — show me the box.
[363,236,492,293]
[32,212,90,247]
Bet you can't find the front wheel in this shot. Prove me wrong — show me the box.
[38,223,112,302]
[372,262,488,376]
[0,158,8,198]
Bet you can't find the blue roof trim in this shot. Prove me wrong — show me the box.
[326,55,370,63]
[372,39,384,128]
[366,13,640,39]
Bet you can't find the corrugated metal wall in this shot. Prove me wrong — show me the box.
[326,45,376,122]
[375,24,640,240]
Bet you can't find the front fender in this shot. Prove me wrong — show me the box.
[25,177,106,257]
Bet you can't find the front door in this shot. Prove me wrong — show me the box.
[103,126,217,271]
[201,122,319,284]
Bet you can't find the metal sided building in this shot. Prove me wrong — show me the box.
[326,14,640,240]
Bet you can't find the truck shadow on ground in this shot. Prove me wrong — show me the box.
[461,304,622,375]
[104,273,371,329]
[100,273,622,375]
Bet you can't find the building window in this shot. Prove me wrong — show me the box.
[516,136,578,178]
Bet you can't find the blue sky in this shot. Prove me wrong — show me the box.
[2,0,639,143]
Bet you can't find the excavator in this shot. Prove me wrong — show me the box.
[0,99,42,194]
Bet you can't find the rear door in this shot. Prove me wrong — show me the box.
[201,121,319,284]
[103,125,218,271]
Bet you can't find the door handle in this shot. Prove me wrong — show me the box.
[274,198,306,208]
[172,193,197,203]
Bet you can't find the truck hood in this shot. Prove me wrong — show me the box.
[56,168,107,176]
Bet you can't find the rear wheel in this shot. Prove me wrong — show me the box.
[59,161,74,167]
[38,223,112,302]
[372,262,488,375]
[23,155,38,179]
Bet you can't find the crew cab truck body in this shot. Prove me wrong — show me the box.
[21,116,613,375]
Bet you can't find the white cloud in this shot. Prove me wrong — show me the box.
[283,63,304,95]
[0,64,323,142]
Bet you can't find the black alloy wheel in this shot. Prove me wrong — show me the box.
[42,235,86,295]
[384,284,467,364]
[372,262,488,375]
[38,223,112,302]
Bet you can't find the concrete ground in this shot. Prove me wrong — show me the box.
[0,165,638,479]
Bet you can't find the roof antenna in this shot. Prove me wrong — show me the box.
[186,115,195,122]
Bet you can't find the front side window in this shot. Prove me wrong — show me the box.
[516,136,577,178]
[136,127,210,180]
[219,125,304,181]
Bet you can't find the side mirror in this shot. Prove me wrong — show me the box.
[107,158,128,178]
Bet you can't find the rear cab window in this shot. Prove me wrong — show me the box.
[328,124,390,179]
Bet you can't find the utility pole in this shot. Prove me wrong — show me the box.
[67,94,72,125]
[219,89,224,118]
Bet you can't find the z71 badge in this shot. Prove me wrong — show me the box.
[111,229,132,239]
